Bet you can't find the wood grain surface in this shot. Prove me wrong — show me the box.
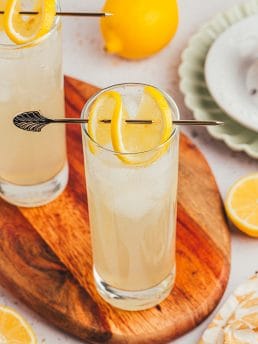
[0,76,231,344]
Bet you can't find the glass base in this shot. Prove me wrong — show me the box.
[0,162,68,207]
[94,267,175,311]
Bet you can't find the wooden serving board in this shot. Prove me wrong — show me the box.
[0,77,230,344]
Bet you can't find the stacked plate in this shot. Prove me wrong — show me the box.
[179,0,258,159]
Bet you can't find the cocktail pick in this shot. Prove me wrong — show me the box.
[13,111,224,133]
[0,11,112,17]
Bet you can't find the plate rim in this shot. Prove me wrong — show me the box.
[204,14,258,132]
[179,0,258,159]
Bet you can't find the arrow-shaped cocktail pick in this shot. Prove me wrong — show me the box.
[13,111,224,133]
[0,11,112,17]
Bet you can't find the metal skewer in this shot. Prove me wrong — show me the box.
[13,111,224,133]
[0,11,112,17]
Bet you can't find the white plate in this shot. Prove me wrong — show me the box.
[205,15,258,132]
[179,0,258,159]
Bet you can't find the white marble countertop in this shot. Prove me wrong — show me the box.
[1,1,257,343]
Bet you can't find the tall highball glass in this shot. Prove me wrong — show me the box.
[81,83,179,311]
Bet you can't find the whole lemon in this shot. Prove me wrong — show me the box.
[100,0,179,60]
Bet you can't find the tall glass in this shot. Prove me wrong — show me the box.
[0,3,68,207]
[81,83,180,311]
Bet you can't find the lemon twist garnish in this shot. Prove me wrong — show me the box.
[225,173,258,237]
[87,86,173,167]
[111,86,173,166]
[87,90,123,154]
[0,306,37,343]
[4,0,56,45]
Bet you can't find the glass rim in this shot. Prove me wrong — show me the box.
[81,82,180,156]
[0,1,61,50]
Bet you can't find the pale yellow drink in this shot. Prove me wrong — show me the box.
[86,150,178,292]
[82,84,180,311]
[0,11,67,206]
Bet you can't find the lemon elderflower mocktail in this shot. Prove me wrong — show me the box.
[0,0,68,206]
[82,84,180,311]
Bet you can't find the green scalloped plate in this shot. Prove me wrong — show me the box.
[179,0,258,159]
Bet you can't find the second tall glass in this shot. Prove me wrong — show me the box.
[0,4,68,207]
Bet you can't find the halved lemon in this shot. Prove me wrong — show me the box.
[87,90,123,154]
[225,173,258,237]
[4,0,56,45]
[0,306,37,343]
[111,85,173,166]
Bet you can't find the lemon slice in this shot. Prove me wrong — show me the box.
[0,306,37,343]
[88,90,123,153]
[225,173,258,237]
[4,0,55,45]
[0,0,7,31]
[111,85,173,166]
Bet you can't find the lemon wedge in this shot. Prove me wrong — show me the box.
[111,86,173,166]
[4,0,55,45]
[87,90,123,154]
[225,173,258,237]
[0,306,37,343]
